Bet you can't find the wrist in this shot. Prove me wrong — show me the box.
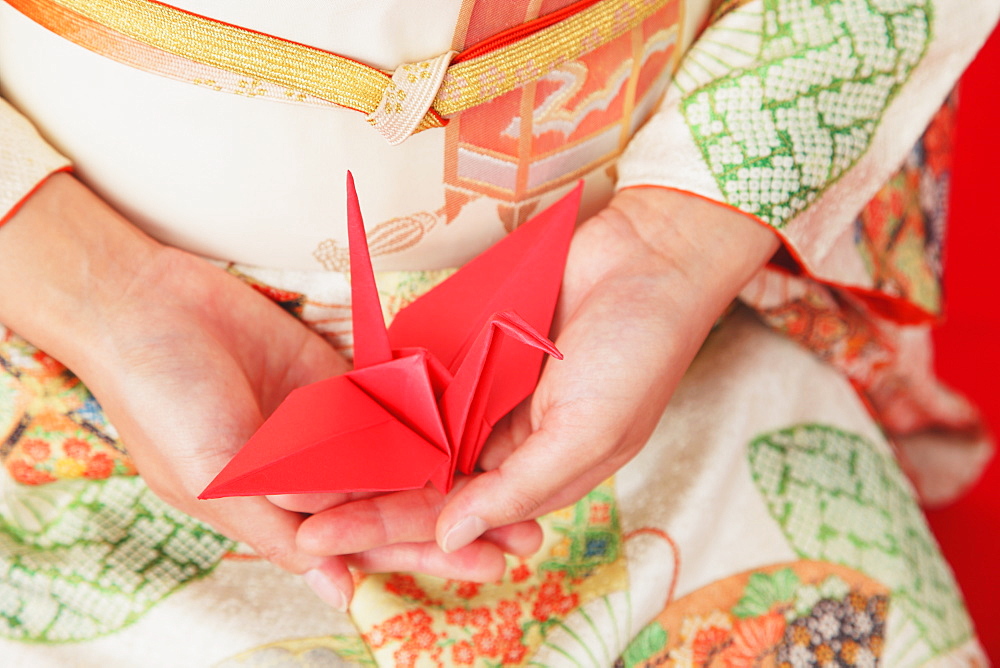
[605,186,779,307]
[560,185,779,355]
[0,173,165,369]
[611,186,778,282]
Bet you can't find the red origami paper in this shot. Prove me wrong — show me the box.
[200,173,580,498]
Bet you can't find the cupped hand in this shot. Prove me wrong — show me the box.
[430,187,781,552]
[0,174,538,611]
[285,186,778,559]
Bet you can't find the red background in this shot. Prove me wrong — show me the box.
[927,24,1000,658]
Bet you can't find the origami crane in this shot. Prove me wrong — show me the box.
[200,173,581,498]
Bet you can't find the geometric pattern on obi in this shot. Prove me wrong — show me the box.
[445,0,681,229]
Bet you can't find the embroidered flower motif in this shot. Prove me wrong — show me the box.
[84,452,115,479]
[581,26,603,52]
[497,600,520,620]
[366,609,443,667]
[590,502,612,524]
[7,459,56,485]
[437,74,466,102]
[636,565,894,668]
[718,612,787,666]
[691,625,732,665]
[21,439,50,463]
[362,484,624,666]
[531,571,580,622]
[454,581,481,599]
[54,457,86,478]
[63,437,91,460]
[468,606,493,629]
[451,640,475,665]
[385,573,442,606]
[445,608,469,626]
[611,4,639,34]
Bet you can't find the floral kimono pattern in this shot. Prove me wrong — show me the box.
[0,0,997,665]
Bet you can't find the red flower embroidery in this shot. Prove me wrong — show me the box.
[445,608,469,626]
[384,574,441,605]
[589,502,611,524]
[472,629,500,657]
[84,452,114,479]
[386,574,424,599]
[381,614,410,641]
[451,640,475,665]
[455,581,482,599]
[63,438,91,460]
[8,460,56,485]
[531,572,579,622]
[497,600,521,621]
[691,626,731,665]
[21,439,51,463]
[718,613,787,667]
[503,642,528,664]
[511,563,531,582]
[393,644,420,668]
[366,626,388,649]
[405,609,433,628]
[367,608,442,665]
[412,625,439,650]
[468,607,492,629]
[497,622,523,643]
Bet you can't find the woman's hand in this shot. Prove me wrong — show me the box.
[430,187,781,552]
[0,173,539,610]
[291,186,778,559]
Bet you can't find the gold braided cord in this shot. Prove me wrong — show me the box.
[54,0,390,114]
[31,0,667,128]
[434,0,667,116]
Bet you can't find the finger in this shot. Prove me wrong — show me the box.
[476,405,533,472]
[298,487,444,555]
[196,495,329,573]
[437,407,626,553]
[482,522,544,557]
[267,492,352,514]
[193,496,357,609]
[296,485,545,559]
[346,540,507,582]
[451,476,544,556]
[302,557,355,612]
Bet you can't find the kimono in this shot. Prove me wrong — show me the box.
[0,0,997,665]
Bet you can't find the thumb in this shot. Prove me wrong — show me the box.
[436,416,622,553]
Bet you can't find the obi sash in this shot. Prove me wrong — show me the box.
[4,0,670,144]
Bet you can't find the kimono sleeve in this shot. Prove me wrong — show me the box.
[616,0,1000,296]
[0,97,71,226]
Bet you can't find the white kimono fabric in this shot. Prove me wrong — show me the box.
[0,0,996,665]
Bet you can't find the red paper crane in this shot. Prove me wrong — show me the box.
[200,173,580,499]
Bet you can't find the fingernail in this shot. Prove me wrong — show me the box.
[303,569,348,612]
[441,515,489,553]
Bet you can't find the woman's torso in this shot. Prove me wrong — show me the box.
[0,0,704,271]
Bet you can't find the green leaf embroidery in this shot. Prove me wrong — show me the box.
[748,424,973,654]
[732,567,801,618]
[679,0,932,227]
[0,476,232,642]
[620,622,668,668]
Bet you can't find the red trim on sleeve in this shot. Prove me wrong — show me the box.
[0,165,74,228]
[619,184,939,326]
